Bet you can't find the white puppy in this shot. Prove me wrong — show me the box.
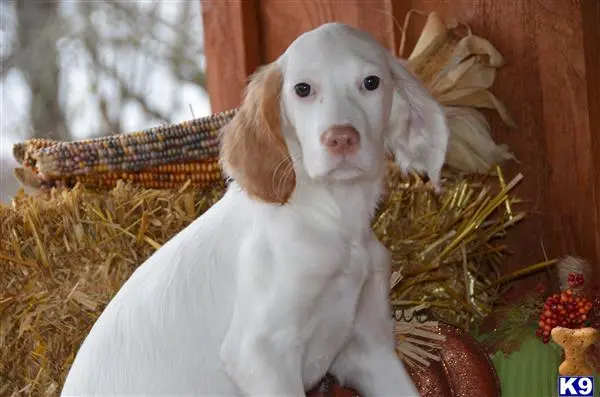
[61,22,448,397]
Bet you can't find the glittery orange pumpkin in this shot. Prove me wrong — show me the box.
[306,323,500,397]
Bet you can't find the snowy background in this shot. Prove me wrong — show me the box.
[0,0,211,203]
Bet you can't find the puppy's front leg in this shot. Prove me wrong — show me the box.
[221,317,304,397]
[330,239,420,397]
[219,240,310,397]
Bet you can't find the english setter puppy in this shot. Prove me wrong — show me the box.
[61,22,448,397]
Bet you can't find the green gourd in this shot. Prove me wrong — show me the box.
[491,332,561,397]
[490,330,599,397]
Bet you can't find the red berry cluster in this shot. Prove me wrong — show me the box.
[536,289,593,343]
[568,272,585,288]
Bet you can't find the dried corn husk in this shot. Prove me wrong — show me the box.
[405,12,516,174]
[444,107,513,172]
[390,272,445,367]
[394,305,446,368]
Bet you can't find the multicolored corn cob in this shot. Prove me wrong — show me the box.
[13,138,58,169]
[26,109,236,178]
[69,160,223,190]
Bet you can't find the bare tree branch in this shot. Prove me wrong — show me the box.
[2,0,207,141]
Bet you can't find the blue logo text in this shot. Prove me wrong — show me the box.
[558,376,594,396]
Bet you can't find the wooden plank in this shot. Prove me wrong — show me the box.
[582,0,600,281]
[201,0,262,113]
[533,0,599,275]
[258,0,396,62]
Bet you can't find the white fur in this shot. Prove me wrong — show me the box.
[61,23,448,397]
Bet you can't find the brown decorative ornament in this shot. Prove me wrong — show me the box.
[408,323,501,397]
[405,359,454,396]
[305,323,500,397]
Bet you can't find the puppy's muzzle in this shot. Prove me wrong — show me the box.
[320,125,360,156]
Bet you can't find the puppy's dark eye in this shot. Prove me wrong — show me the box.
[363,75,380,91]
[294,83,311,98]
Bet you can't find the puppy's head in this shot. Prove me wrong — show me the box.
[220,23,449,204]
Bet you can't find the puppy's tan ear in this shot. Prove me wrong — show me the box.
[220,62,296,204]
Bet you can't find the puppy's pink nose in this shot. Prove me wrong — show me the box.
[321,126,360,156]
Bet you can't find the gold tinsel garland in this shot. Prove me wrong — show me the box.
[379,166,537,330]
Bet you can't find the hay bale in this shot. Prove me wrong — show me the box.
[0,166,532,396]
[0,181,224,396]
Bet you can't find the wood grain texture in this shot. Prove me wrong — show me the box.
[533,0,598,282]
[581,0,600,279]
[257,0,396,62]
[200,0,600,289]
[201,0,262,113]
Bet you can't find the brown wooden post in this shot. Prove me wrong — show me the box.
[582,0,600,270]
[201,0,262,113]
[532,0,600,281]
[256,0,396,62]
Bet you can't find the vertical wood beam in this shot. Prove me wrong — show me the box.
[581,0,600,277]
[201,0,262,112]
